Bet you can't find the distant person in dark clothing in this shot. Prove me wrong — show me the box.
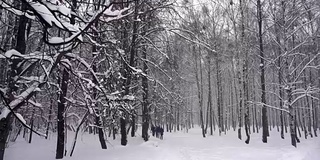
[151,125,155,136]
[156,126,161,138]
[160,127,164,140]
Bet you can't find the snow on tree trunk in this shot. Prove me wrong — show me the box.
[286,86,297,147]
[257,0,268,143]
[56,68,69,159]
[0,117,11,160]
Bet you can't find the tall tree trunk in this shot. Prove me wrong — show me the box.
[239,0,250,144]
[257,0,268,143]
[230,72,236,131]
[56,68,69,159]
[70,112,89,157]
[286,86,297,147]
[95,115,107,149]
[237,53,243,140]
[0,117,11,160]
[120,117,127,145]
[28,109,35,144]
[275,9,285,138]
[305,68,313,138]
[141,46,149,141]
[216,53,224,135]
[251,75,256,133]
[194,45,205,138]
[46,99,53,139]
[208,56,213,135]
[277,49,285,139]
[0,2,28,160]
[121,0,140,145]
[91,0,108,148]
[92,30,107,150]
[205,95,210,133]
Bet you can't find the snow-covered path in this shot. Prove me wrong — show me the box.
[155,129,320,160]
[5,128,320,160]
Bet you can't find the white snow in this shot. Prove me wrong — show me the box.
[4,127,320,160]
[101,5,131,22]
[123,95,135,100]
[0,1,35,19]
[29,2,64,28]
[48,37,64,44]
[43,1,71,17]
[28,100,43,108]
[5,49,23,58]
[10,79,43,110]
[15,113,26,124]
[0,108,10,120]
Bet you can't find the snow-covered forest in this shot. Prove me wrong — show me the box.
[0,0,320,160]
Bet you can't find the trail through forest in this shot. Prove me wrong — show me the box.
[5,127,320,160]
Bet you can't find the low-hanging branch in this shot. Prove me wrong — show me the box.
[0,91,46,137]
[248,101,290,114]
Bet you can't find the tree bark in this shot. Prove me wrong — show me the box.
[45,99,53,139]
[120,117,127,145]
[0,1,28,160]
[208,56,213,135]
[257,0,268,143]
[95,115,107,149]
[194,45,205,138]
[216,53,224,135]
[56,68,69,159]
[0,117,11,160]
[28,109,35,144]
[141,47,149,141]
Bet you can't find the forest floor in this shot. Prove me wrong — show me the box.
[5,127,320,160]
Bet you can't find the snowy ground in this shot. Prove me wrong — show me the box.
[5,127,320,160]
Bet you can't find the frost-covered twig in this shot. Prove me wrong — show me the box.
[248,101,290,114]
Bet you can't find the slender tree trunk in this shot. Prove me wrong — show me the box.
[194,45,205,138]
[257,0,268,143]
[131,113,136,137]
[313,102,318,137]
[95,114,107,149]
[236,57,243,140]
[216,53,223,135]
[275,18,285,138]
[284,50,297,147]
[46,99,53,139]
[141,45,149,141]
[237,71,243,138]
[91,0,108,148]
[278,56,284,139]
[205,97,210,134]
[208,56,213,135]
[318,68,320,132]
[308,68,313,138]
[56,68,69,159]
[120,117,127,145]
[231,60,238,133]
[28,109,35,144]
[0,117,11,160]
[239,0,250,144]
[70,112,89,157]
[121,0,140,145]
[287,88,297,147]
[251,78,256,133]
[297,102,302,137]
[231,73,236,131]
